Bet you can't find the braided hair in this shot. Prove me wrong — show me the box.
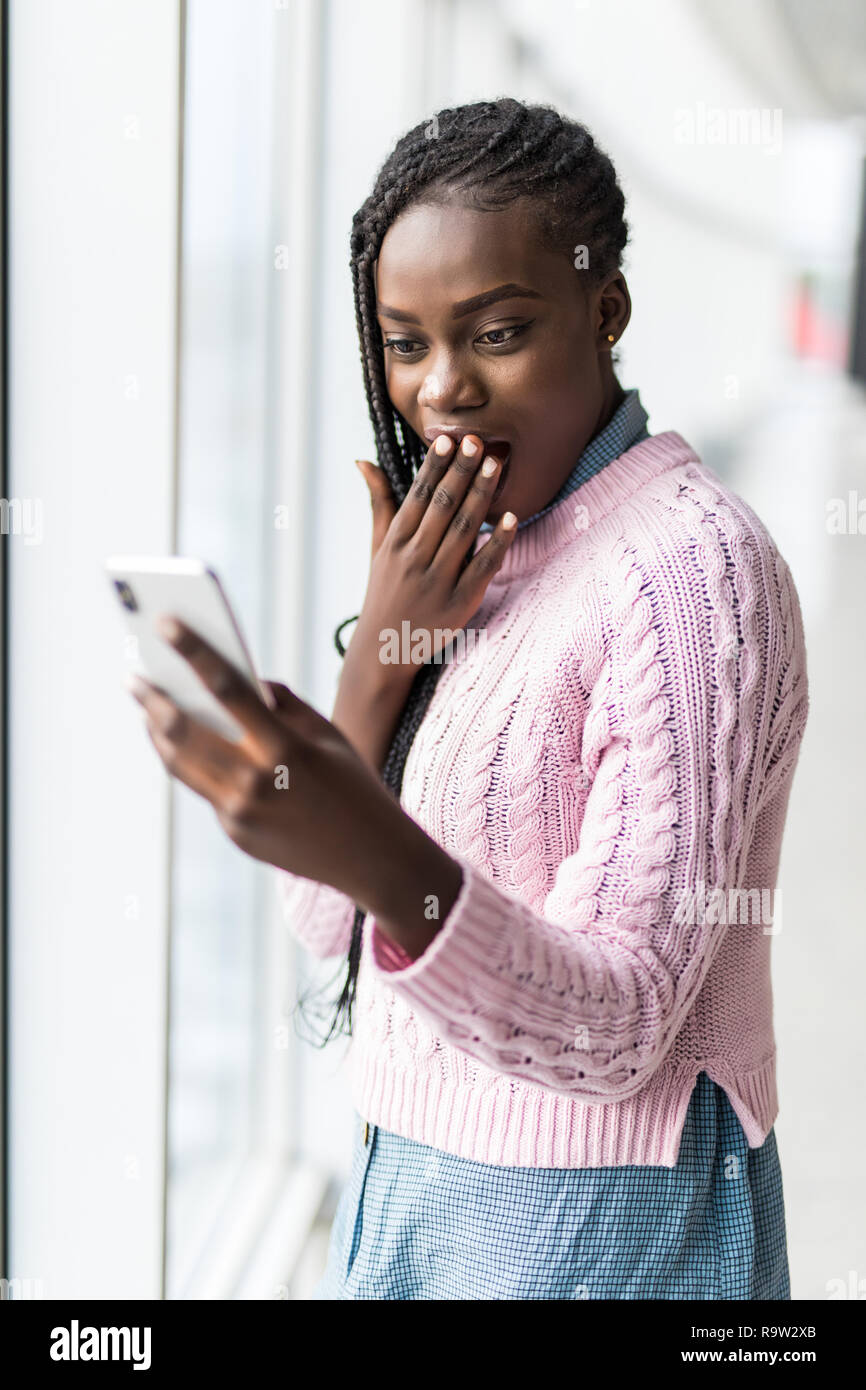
[300,97,629,1045]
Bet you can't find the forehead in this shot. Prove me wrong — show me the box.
[375,198,568,307]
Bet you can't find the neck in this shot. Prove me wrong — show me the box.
[597,374,625,435]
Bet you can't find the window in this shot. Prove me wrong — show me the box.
[166,0,283,1297]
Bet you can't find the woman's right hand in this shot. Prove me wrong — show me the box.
[332,433,517,771]
[352,432,515,671]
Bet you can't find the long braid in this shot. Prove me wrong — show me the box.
[298,98,629,1045]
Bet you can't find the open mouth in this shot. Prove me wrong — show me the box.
[484,442,511,502]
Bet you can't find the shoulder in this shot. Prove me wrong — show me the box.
[570,458,808,728]
[592,457,804,648]
[540,447,807,726]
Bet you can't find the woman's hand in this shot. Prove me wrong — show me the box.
[332,435,517,771]
[351,433,516,676]
[126,615,463,947]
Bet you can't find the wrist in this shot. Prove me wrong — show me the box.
[354,805,463,959]
[331,643,417,773]
[334,641,417,738]
[341,619,422,689]
[339,639,415,702]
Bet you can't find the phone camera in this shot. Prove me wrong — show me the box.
[114,578,138,613]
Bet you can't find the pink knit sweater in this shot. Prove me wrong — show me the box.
[278,430,809,1167]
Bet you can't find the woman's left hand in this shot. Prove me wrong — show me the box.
[126,614,409,912]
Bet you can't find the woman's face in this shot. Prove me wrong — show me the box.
[374,196,629,525]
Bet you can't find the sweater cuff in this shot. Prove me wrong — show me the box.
[366,854,510,1005]
[371,928,415,972]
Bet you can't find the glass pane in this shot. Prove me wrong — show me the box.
[165,0,276,1296]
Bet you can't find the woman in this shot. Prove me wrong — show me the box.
[129,99,809,1300]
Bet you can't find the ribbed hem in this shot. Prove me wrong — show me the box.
[704,1053,779,1147]
[351,1051,779,1168]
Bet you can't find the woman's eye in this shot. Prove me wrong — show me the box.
[383,323,531,356]
[383,338,422,356]
[476,323,530,347]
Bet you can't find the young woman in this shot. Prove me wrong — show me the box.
[129,98,810,1300]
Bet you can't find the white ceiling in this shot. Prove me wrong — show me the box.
[697,0,866,122]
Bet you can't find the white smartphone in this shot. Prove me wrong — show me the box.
[105,555,276,743]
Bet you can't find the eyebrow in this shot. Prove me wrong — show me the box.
[376,282,543,325]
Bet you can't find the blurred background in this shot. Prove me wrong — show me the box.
[3,0,865,1300]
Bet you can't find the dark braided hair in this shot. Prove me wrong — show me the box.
[298,97,629,1046]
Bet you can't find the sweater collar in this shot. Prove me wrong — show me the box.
[484,430,701,581]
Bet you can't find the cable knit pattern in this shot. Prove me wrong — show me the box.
[276,431,809,1167]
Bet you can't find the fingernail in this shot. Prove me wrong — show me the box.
[461,437,479,456]
[501,512,517,529]
[434,435,453,456]
[481,457,498,476]
[156,614,182,642]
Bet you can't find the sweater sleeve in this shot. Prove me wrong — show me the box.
[365,524,809,1102]
[275,868,357,960]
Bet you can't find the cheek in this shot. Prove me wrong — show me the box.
[506,344,591,432]
[532,331,595,387]
[504,331,590,401]
[383,361,417,418]
[506,350,600,470]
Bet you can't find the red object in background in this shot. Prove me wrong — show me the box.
[791,272,849,365]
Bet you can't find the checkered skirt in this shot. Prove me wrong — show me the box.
[312,1070,790,1300]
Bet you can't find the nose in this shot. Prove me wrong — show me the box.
[417,353,484,413]
[420,373,444,406]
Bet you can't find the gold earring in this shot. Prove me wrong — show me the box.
[607,333,615,342]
